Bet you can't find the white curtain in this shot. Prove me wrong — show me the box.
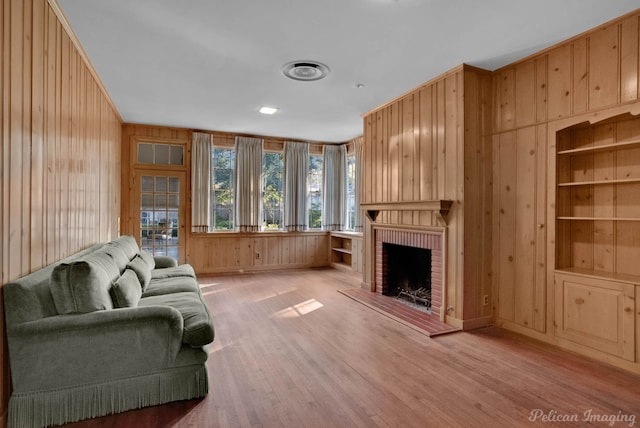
[191,132,212,233]
[284,141,309,231]
[323,144,347,231]
[234,136,263,232]
[353,137,364,232]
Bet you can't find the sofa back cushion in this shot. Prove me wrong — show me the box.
[50,253,119,314]
[109,235,140,261]
[110,269,142,308]
[100,245,130,273]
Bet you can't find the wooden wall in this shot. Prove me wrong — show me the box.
[362,65,493,327]
[121,124,332,275]
[491,9,640,365]
[0,0,122,422]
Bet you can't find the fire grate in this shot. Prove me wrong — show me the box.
[396,287,431,311]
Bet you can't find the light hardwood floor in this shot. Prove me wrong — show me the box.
[65,268,640,428]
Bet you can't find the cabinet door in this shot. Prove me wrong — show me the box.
[554,272,635,361]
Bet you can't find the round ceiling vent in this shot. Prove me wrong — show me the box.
[282,61,330,81]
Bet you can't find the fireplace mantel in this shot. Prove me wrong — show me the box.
[361,200,453,224]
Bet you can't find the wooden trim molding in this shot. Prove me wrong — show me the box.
[47,0,122,121]
[361,200,453,224]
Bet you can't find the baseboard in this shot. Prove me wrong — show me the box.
[445,315,492,331]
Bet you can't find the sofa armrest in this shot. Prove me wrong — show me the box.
[7,306,185,393]
[153,255,178,268]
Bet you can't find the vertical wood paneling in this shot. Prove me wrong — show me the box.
[497,131,516,322]
[1,0,122,420]
[572,39,589,114]
[547,44,572,120]
[514,126,536,328]
[620,15,639,103]
[589,24,620,109]
[515,60,535,128]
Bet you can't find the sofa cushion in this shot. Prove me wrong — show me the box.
[150,264,196,280]
[142,276,200,297]
[109,235,140,261]
[139,250,156,270]
[139,292,214,347]
[99,245,130,273]
[110,269,142,308]
[50,257,116,314]
[127,255,151,291]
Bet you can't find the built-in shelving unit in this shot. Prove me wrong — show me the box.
[329,231,363,274]
[553,115,639,360]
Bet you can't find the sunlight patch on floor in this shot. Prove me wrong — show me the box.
[272,299,324,318]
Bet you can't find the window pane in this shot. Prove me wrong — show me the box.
[170,145,184,166]
[138,143,154,164]
[155,144,170,165]
[168,177,179,193]
[155,176,167,192]
[308,155,323,229]
[168,194,179,209]
[263,152,284,230]
[141,176,154,192]
[346,155,356,230]
[211,148,235,230]
[141,194,153,210]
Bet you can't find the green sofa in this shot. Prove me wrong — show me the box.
[3,235,214,428]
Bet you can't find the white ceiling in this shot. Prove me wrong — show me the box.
[58,0,640,143]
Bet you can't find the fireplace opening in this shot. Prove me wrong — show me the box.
[383,243,432,311]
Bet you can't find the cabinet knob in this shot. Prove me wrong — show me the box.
[538,224,545,229]
[575,297,585,305]
[624,307,632,313]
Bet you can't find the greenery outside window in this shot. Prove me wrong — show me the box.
[308,154,323,229]
[262,152,284,230]
[211,148,235,230]
[346,154,356,230]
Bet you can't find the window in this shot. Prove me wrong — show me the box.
[211,148,235,230]
[346,154,356,230]
[262,152,284,230]
[137,142,184,166]
[308,154,323,229]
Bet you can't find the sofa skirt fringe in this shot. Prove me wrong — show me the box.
[8,365,208,428]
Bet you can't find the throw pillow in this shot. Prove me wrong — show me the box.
[127,255,151,291]
[110,269,142,308]
[50,260,115,314]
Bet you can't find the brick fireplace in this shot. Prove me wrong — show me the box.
[375,228,444,319]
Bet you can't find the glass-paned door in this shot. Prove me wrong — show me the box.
[135,171,186,263]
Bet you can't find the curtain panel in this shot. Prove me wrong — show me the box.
[353,137,364,232]
[234,136,264,232]
[191,132,212,232]
[283,142,309,231]
[323,144,347,231]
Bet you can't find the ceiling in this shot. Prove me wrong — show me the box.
[58,0,640,143]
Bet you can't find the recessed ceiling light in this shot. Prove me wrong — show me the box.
[259,106,279,115]
[282,61,330,81]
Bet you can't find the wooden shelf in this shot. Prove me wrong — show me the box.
[558,178,640,186]
[557,139,640,155]
[361,200,453,224]
[332,247,352,255]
